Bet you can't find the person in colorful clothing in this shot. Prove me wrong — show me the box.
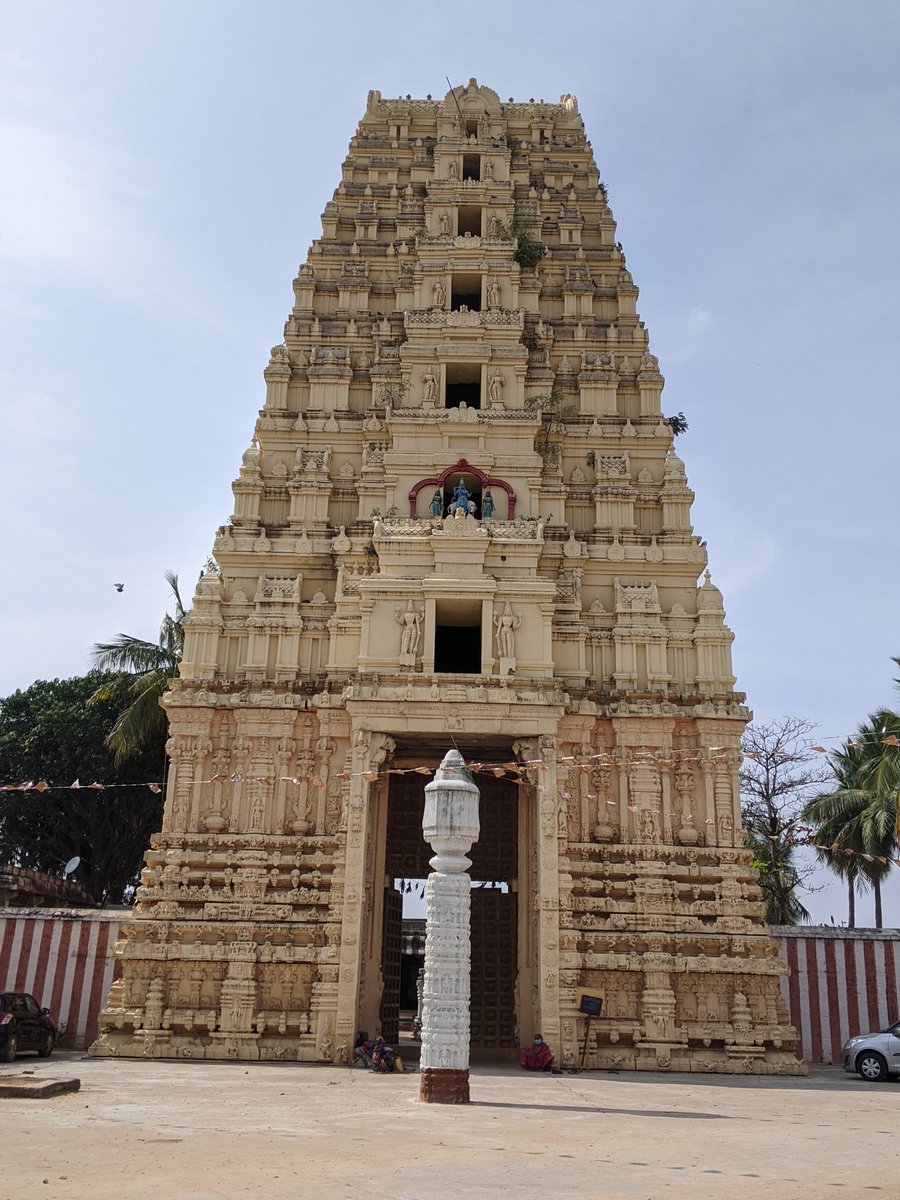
[520,1033,554,1071]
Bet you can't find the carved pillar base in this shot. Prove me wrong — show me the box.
[419,1067,470,1104]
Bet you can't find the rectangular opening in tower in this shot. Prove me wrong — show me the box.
[457,206,482,237]
[445,362,481,409]
[462,154,481,182]
[434,599,482,673]
[465,119,478,138]
[451,272,481,312]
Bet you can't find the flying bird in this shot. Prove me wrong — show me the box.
[114,583,124,592]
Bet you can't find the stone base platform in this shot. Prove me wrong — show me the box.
[0,1073,81,1099]
[418,1066,470,1103]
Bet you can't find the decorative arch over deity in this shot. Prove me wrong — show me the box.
[408,458,517,519]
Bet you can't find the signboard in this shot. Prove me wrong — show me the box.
[575,987,604,1017]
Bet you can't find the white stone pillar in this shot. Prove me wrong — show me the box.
[419,749,480,1104]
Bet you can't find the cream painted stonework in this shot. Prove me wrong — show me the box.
[93,80,803,1074]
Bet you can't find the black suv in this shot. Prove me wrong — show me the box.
[0,992,57,1062]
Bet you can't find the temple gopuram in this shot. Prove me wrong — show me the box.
[93,80,803,1075]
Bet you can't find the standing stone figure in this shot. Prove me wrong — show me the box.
[488,372,503,404]
[438,211,452,235]
[432,281,446,309]
[481,488,495,519]
[494,602,521,660]
[423,368,438,402]
[396,600,423,657]
[430,488,443,517]
[486,279,501,307]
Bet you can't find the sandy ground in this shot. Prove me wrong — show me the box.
[2,1052,898,1200]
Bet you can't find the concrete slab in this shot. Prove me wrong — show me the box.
[2,1053,897,1200]
[0,1072,81,1099]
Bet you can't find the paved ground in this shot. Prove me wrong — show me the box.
[2,1053,898,1200]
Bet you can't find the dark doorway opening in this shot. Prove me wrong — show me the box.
[381,769,520,1054]
[458,206,481,236]
[451,272,481,311]
[445,362,481,409]
[465,119,478,138]
[463,154,481,181]
[434,599,481,673]
[434,624,480,673]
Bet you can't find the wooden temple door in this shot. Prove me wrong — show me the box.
[379,885,403,1044]
[470,886,518,1051]
[382,767,519,1054]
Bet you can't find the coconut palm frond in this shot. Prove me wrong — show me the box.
[88,571,185,763]
[105,670,171,766]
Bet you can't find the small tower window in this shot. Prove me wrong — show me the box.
[451,273,481,312]
[434,600,482,674]
[445,363,481,410]
[465,119,478,138]
[462,155,481,182]
[457,206,482,236]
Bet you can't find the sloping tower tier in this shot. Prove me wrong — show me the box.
[93,81,802,1074]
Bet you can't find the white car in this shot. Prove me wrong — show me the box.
[842,1021,900,1081]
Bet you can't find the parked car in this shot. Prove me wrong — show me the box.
[0,992,57,1062]
[842,1021,900,1081]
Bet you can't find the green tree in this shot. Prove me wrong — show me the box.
[89,571,185,764]
[524,388,575,466]
[740,717,830,925]
[805,712,899,929]
[0,673,164,904]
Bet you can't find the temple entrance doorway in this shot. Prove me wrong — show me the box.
[378,766,521,1058]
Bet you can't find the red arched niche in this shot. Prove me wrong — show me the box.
[408,459,517,519]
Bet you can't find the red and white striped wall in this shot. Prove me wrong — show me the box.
[774,927,900,1064]
[0,908,121,1049]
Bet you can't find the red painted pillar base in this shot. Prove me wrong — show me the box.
[418,1067,470,1104]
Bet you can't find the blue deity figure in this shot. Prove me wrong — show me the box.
[450,479,471,513]
[430,488,443,517]
[481,487,495,519]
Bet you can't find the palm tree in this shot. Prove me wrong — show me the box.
[805,716,898,929]
[745,831,811,924]
[88,571,185,764]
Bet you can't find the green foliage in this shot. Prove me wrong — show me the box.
[805,708,899,928]
[89,571,184,764]
[740,717,830,925]
[524,388,575,466]
[665,411,689,436]
[375,368,409,407]
[0,673,164,904]
[499,218,546,271]
[746,840,810,925]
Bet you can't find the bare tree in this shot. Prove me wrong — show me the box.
[740,717,830,924]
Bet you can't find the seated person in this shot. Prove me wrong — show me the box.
[369,1036,400,1073]
[351,1030,375,1067]
[520,1033,554,1071]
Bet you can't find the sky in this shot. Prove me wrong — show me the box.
[2,1,898,925]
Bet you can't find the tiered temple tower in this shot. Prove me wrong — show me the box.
[94,81,802,1074]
